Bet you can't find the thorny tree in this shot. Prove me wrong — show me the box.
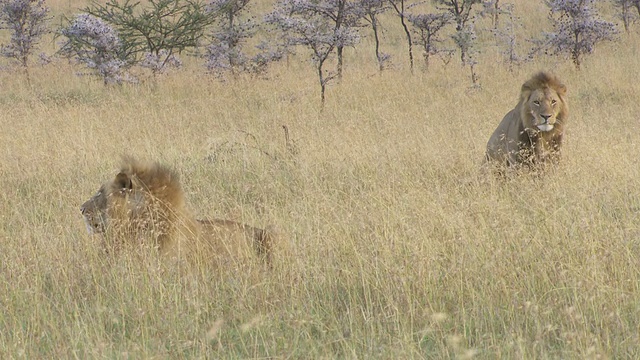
[534,0,618,70]
[433,0,482,65]
[295,0,362,79]
[388,0,415,73]
[490,3,523,71]
[206,0,282,77]
[266,0,359,107]
[59,13,131,84]
[357,0,390,71]
[611,0,638,33]
[407,12,452,71]
[82,0,214,75]
[0,0,50,83]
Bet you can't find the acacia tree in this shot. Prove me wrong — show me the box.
[207,0,252,75]
[453,21,479,85]
[491,3,523,71]
[357,0,390,71]
[82,0,215,75]
[59,13,131,84]
[267,0,359,107]
[407,12,451,71]
[0,0,50,82]
[611,0,637,32]
[293,0,361,79]
[535,0,618,70]
[481,0,500,29]
[433,0,482,65]
[206,0,282,77]
[388,0,415,73]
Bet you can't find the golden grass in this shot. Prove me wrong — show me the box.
[1,3,640,358]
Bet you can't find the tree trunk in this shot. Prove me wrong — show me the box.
[337,46,343,79]
[390,0,414,74]
[400,16,413,73]
[371,16,383,71]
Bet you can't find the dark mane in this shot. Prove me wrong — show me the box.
[117,156,185,209]
[522,71,567,96]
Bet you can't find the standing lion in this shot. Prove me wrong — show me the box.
[80,156,273,267]
[486,71,569,168]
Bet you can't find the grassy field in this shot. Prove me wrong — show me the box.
[1,1,640,358]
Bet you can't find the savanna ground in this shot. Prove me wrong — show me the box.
[1,1,640,358]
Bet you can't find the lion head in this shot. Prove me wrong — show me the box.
[520,72,568,133]
[80,185,108,235]
[81,156,274,267]
[486,72,569,168]
[80,156,189,252]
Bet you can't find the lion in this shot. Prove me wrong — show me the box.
[80,156,273,267]
[486,71,569,168]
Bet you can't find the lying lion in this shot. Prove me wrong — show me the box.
[486,71,569,168]
[80,156,273,267]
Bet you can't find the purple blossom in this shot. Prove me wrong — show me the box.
[59,13,133,84]
[207,0,251,15]
[611,0,637,32]
[268,0,361,78]
[140,50,182,74]
[533,0,618,69]
[490,3,524,70]
[434,0,482,66]
[266,0,360,105]
[266,1,360,63]
[452,20,480,85]
[205,0,281,78]
[0,0,50,74]
[407,12,452,70]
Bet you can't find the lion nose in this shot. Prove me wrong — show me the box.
[540,114,551,122]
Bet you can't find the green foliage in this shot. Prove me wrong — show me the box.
[83,0,215,69]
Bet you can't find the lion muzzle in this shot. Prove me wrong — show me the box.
[536,114,554,132]
[80,205,105,235]
[537,124,554,132]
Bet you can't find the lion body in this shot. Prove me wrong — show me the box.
[486,72,569,168]
[80,157,272,267]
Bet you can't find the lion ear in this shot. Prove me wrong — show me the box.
[114,172,133,191]
[520,86,532,103]
[556,83,567,96]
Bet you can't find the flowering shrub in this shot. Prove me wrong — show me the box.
[407,12,452,70]
[490,3,524,70]
[533,0,618,70]
[0,0,50,79]
[82,0,213,75]
[205,0,282,78]
[140,50,182,74]
[266,0,360,105]
[59,13,131,84]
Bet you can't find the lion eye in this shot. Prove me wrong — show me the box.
[533,100,540,106]
[551,100,557,106]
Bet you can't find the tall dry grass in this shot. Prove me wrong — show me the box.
[1,2,640,358]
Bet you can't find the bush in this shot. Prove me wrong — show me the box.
[0,0,50,81]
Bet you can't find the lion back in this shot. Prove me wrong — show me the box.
[193,219,275,268]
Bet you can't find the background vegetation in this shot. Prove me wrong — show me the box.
[1,0,639,358]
